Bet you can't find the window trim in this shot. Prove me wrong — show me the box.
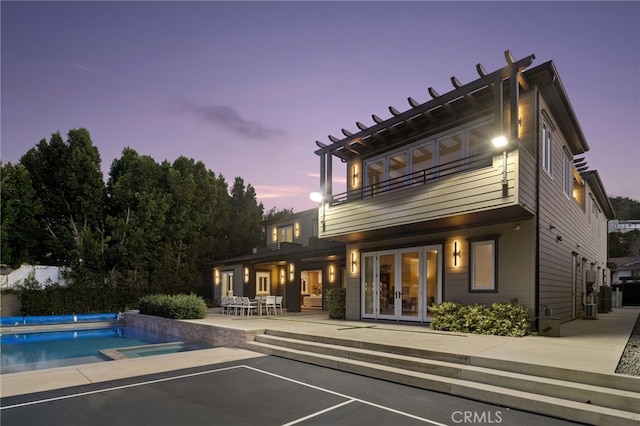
[467,236,499,293]
[562,150,573,198]
[542,121,553,177]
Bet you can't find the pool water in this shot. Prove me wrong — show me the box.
[0,327,206,374]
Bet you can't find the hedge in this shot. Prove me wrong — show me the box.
[429,300,532,337]
[326,288,346,319]
[138,293,207,319]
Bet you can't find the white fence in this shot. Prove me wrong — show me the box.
[0,265,68,290]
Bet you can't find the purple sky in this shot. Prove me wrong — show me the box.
[2,1,639,213]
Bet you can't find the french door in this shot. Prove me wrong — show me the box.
[362,245,441,322]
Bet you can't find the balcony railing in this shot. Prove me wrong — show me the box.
[331,153,492,205]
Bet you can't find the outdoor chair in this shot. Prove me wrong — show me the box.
[240,297,257,316]
[275,295,284,315]
[265,296,277,316]
[220,296,229,315]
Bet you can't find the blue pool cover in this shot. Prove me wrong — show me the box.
[0,313,119,326]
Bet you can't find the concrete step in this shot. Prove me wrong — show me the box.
[246,332,640,426]
[261,329,640,393]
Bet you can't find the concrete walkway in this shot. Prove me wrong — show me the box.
[2,307,639,398]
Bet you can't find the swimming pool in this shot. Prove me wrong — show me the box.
[1,326,211,374]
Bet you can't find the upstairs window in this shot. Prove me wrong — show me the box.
[363,119,493,197]
[542,122,553,176]
[278,225,294,243]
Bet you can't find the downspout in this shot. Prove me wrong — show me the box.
[534,87,541,327]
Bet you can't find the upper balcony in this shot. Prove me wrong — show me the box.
[312,51,541,242]
[317,145,534,242]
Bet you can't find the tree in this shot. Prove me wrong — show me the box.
[19,129,105,283]
[0,162,43,267]
[226,177,264,258]
[609,197,640,220]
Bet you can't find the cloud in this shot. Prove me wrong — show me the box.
[178,101,285,140]
[253,184,311,200]
[73,63,98,73]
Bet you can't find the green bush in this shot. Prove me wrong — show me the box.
[430,300,532,337]
[19,283,134,315]
[138,293,207,319]
[326,288,346,319]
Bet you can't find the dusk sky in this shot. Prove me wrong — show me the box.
[2,1,639,213]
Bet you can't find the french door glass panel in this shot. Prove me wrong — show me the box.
[400,251,420,319]
[378,253,396,317]
[363,255,375,316]
[425,248,440,319]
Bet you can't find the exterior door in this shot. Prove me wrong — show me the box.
[361,245,442,322]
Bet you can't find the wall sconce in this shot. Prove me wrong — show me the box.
[352,165,359,187]
[244,267,249,284]
[280,268,285,285]
[271,227,277,242]
[329,265,335,283]
[351,251,358,273]
[288,263,294,281]
[214,269,220,285]
[453,242,461,266]
[294,222,300,238]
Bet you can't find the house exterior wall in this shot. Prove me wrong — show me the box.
[343,220,536,320]
[535,96,609,322]
[266,209,317,249]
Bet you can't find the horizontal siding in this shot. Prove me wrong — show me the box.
[443,220,535,316]
[537,97,609,323]
[323,152,521,239]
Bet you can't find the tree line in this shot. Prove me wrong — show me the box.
[1,128,271,304]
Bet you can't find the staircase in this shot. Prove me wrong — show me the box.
[247,329,640,426]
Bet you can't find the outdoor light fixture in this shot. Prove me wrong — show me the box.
[214,269,220,285]
[280,268,285,284]
[294,222,300,238]
[309,191,326,232]
[288,263,294,281]
[492,136,509,186]
[329,265,335,282]
[492,135,508,148]
[352,165,359,187]
[453,242,461,266]
[351,251,358,273]
[244,267,249,283]
[309,192,323,203]
[271,227,277,242]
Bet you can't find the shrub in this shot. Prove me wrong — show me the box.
[326,288,346,319]
[138,293,207,319]
[430,300,532,337]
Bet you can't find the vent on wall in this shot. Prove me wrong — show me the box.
[586,270,596,284]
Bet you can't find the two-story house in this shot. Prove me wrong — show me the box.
[312,51,614,325]
[211,209,345,312]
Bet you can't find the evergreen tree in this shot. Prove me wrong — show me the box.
[0,162,43,267]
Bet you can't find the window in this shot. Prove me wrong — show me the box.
[469,238,497,292]
[563,151,573,197]
[363,118,493,197]
[542,122,553,176]
[256,272,270,294]
[277,225,293,243]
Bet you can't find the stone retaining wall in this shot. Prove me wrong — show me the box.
[124,311,256,348]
